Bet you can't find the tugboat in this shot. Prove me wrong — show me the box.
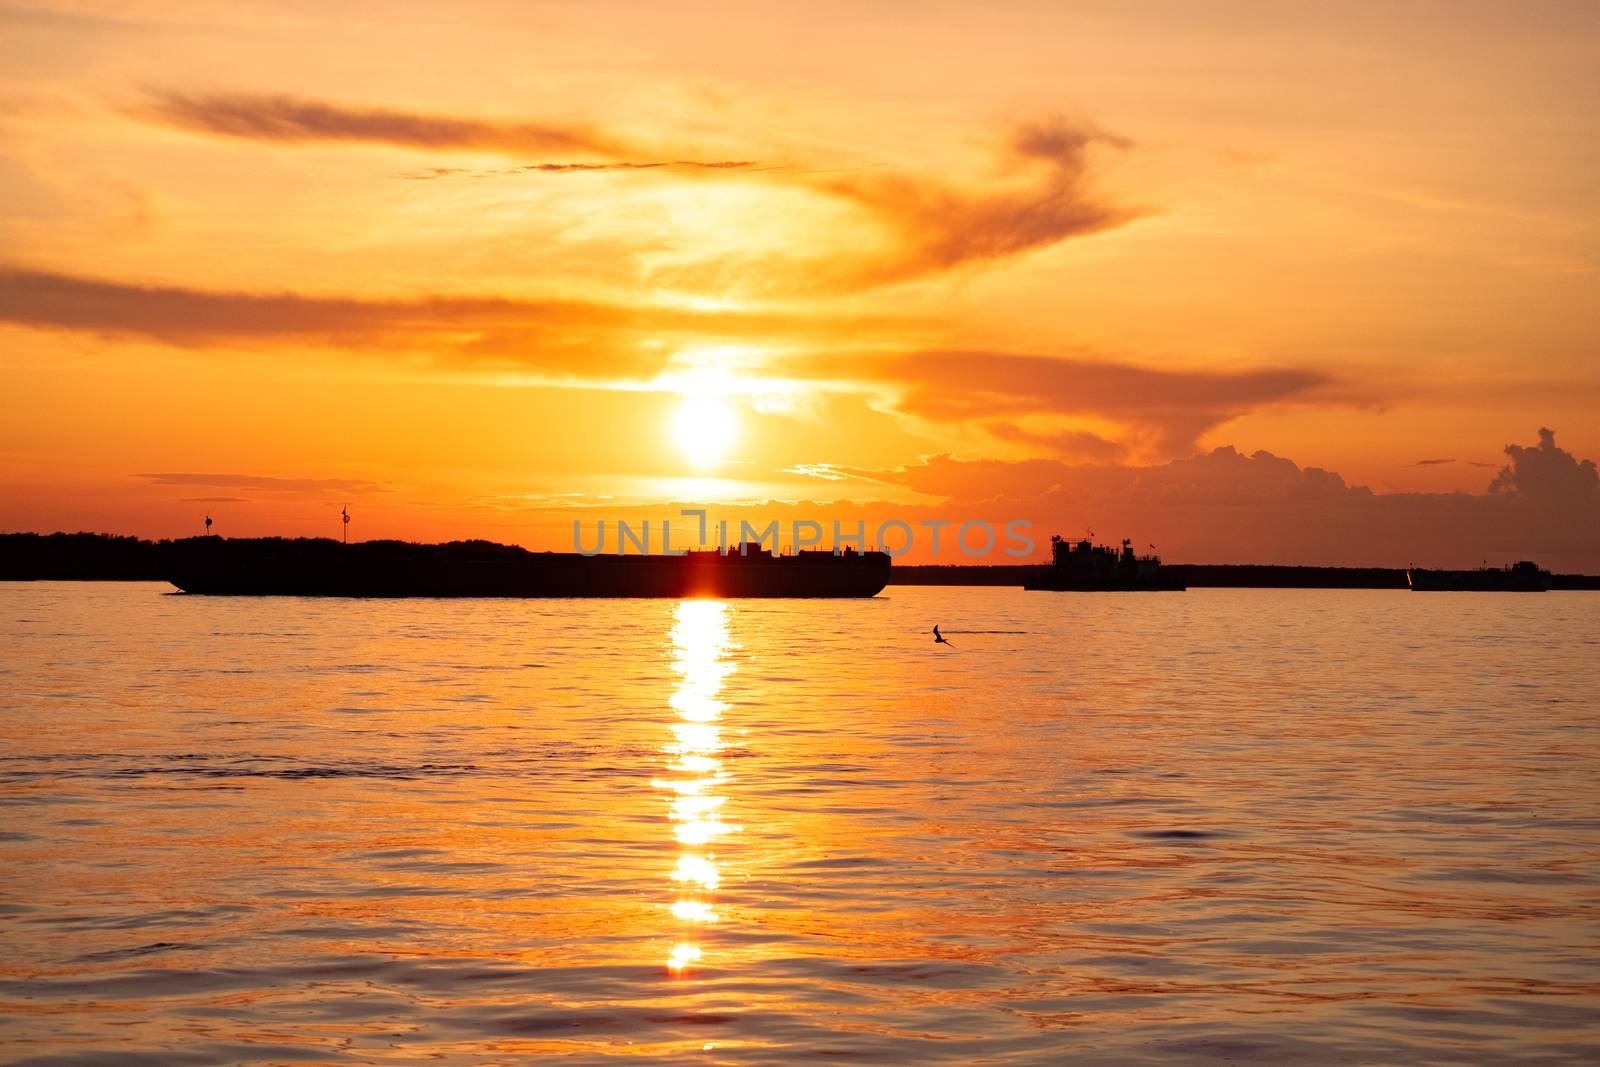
[1023,536,1185,592]
[1406,560,1551,592]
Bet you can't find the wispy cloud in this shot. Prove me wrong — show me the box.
[780,463,906,488]
[0,266,903,381]
[0,265,1356,457]
[131,89,758,173]
[398,161,757,180]
[824,117,1139,285]
[653,117,1141,294]
[128,91,1136,292]
[135,89,631,157]
[141,473,389,493]
[790,348,1348,458]
[983,421,1124,461]
[0,266,628,354]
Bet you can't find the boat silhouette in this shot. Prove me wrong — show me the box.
[164,537,891,598]
[1406,560,1551,592]
[1023,535,1186,592]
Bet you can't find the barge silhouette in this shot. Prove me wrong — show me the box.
[1407,561,1551,592]
[1024,536,1185,592]
[164,537,891,598]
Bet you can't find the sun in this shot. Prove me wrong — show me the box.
[671,393,738,469]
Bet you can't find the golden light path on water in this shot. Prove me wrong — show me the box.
[4,587,1600,1062]
[656,600,735,972]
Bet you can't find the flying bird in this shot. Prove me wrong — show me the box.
[933,625,953,646]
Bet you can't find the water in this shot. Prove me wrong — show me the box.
[2,583,1598,1065]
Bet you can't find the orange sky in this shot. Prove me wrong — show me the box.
[2,1,1597,567]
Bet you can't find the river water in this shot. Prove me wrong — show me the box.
[2,583,1598,1064]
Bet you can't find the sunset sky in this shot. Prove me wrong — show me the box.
[3,1,1597,567]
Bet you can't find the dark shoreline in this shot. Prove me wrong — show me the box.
[4,532,1598,590]
[893,563,1600,590]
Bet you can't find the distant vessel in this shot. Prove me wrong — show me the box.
[1023,536,1186,592]
[165,538,891,598]
[1406,561,1551,592]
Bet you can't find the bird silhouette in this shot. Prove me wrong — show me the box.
[933,625,953,646]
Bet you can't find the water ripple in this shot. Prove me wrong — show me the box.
[1,584,1597,1064]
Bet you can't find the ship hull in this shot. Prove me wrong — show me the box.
[165,539,891,598]
[1407,568,1550,592]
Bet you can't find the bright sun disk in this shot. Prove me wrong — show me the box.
[671,393,738,469]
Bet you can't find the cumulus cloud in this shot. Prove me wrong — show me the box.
[801,447,1367,509]
[1488,427,1599,506]
[793,428,1600,570]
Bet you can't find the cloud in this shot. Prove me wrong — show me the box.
[982,421,1124,462]
[397,167,470,180]
[128,95,1136,293]
[793,348,1344,458]
[135,89,631,157]
[1488,427,1599,506]
[399,161,757,180]
[858,453,1093,505]
[810,428,1599,570]
[1412,458,1455,466]
[141,473,389,493]
[781,463,854,483]
[823,117,1138,285]
[0,267,651,375]
[2,270,1353,465]
[132,89,757,171]
[646,116,1142,294]
[780,463,909,489]
[0,266,891,380]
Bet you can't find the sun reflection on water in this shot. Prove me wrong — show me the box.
[656,600,734,972]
